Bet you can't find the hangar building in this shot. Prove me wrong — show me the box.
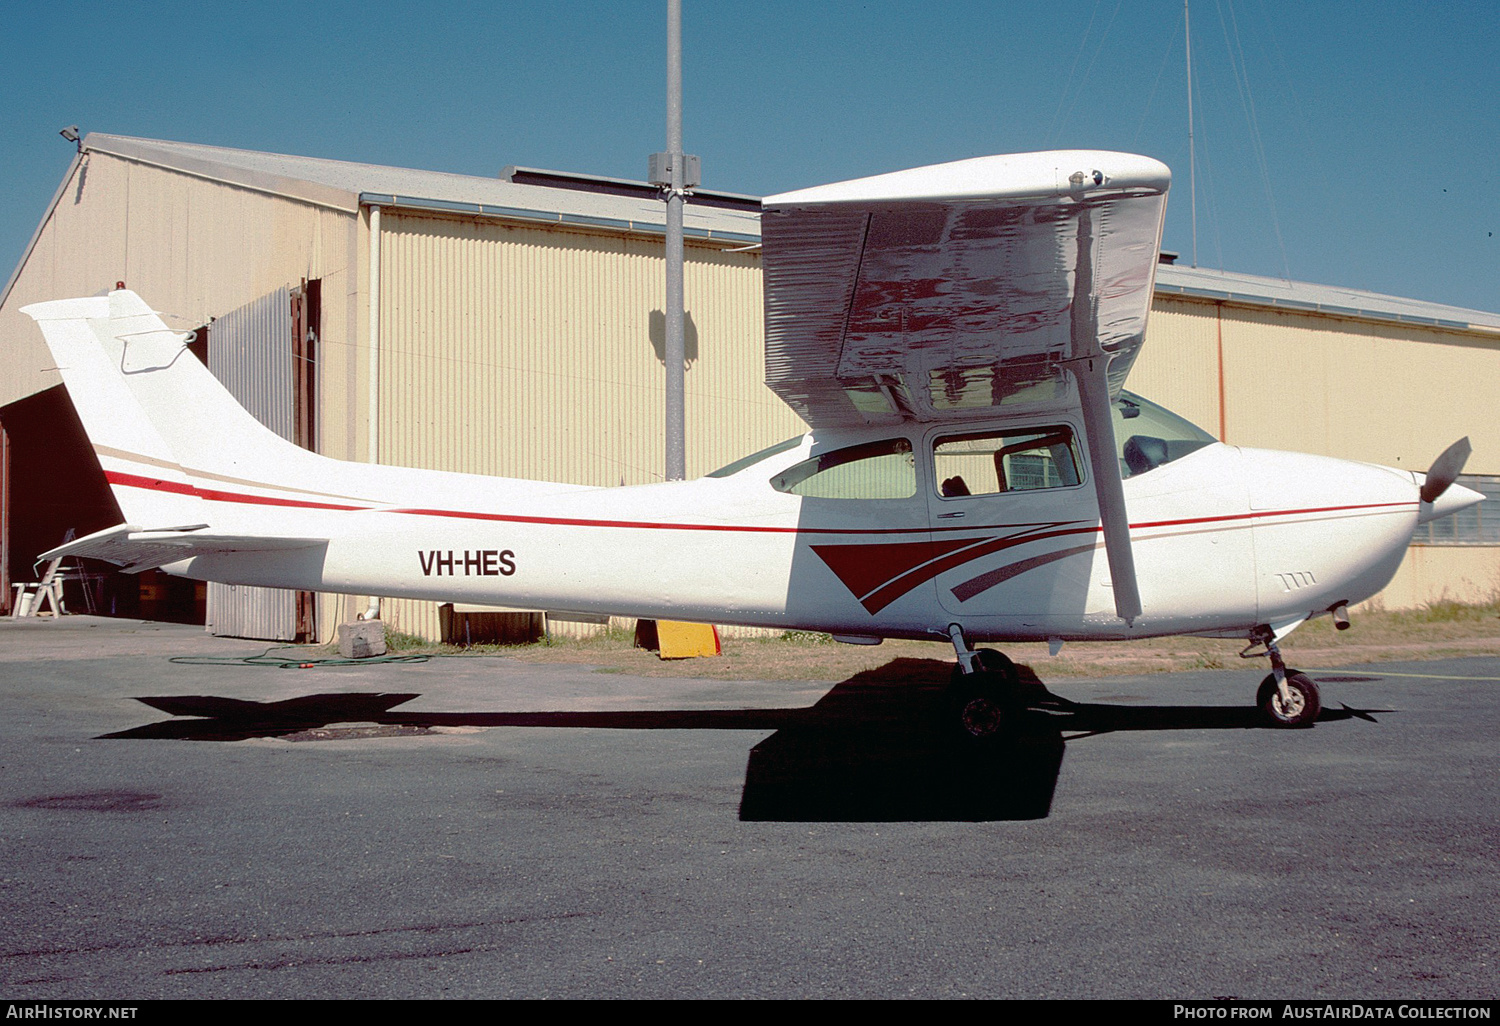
[3,134,1497,640]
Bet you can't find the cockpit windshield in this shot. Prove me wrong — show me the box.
[706,435,805,478]
[1112,391,1217,478]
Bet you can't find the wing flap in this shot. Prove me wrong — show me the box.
[40,524,326,574]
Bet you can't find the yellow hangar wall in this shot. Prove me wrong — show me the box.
[1130,295,1500,609]
[0,150,361,444]
[371,210,804,640]
[0,150,367,641]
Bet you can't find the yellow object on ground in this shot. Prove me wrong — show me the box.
[656,621,722,659]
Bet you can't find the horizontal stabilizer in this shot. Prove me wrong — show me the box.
[40,523,326,574]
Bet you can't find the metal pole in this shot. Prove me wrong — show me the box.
[1185,0,1197,268]
[363,204,383,623]
[664,0,686,481]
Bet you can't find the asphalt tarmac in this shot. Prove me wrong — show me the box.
[1,617,1495,999]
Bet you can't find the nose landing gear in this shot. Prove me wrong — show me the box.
[1244,626,1322,728]
[1256,670,1321,726]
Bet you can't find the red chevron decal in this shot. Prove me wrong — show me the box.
[950,542,1101,602]
[812,522,1090,614]
[809,537,983,600]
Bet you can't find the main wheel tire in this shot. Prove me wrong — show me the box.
[948,650,1021,742]
[1257,670,1322,728]
[949,675,1009,741]
[971,648,1017,679]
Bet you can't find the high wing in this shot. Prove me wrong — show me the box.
[760,151,1172,622]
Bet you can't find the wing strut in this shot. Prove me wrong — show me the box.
[1074,358,1141,624]
[1068,202,1142,625]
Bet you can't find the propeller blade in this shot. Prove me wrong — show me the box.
[1420,437,1472,504]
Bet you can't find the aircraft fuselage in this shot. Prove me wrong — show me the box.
[165,417,1426,644]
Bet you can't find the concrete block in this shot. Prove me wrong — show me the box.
[337,620,388,659]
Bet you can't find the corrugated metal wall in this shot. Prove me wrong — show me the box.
[1,153,355,419]
[1130,295,1500,476]
[205,287,304,640]
[1127,297,1224,441]
[372,213,804,639]
[1219,304,1500,471]
[0,151,361,640]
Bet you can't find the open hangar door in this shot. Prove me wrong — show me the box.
[0,281,319,635]
[0,384,204,622]
[204,282,320,642]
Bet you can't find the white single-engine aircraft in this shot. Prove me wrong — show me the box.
[25,150,1481,736]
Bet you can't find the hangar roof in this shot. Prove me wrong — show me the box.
[64,134,1500,337]
[83,133,763,244]
[1155,263,1500,334]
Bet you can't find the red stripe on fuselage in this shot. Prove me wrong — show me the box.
[104,469,1416,536]
[810,536,1001,601]
[104,470,369,512]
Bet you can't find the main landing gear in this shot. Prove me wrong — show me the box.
[945,624,1054,743]
[1244,626,1322,728]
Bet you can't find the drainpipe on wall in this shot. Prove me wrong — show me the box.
[1216,301,1227,443]
[360,204,382,623]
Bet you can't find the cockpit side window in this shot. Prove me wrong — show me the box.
[1112,391,1217,478]
[770,438,916,499]
[933,427,1082,497]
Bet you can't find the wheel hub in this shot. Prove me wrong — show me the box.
[1272,688,1305,719]
[960,697,1004,737]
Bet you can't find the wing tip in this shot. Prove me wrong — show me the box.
[765,150,1171,208]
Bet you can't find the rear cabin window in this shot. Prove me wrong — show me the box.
[934,427,1082,498]
[770,438,916,499]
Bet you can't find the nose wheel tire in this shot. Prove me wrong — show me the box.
[1257,671,1322,728]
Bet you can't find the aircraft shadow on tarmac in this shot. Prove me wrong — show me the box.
[101,658,1386,823]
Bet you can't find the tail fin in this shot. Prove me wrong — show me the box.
[22,292,206,528]
[22,289,322,528]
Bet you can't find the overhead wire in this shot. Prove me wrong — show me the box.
[1050,0,1128,146]
[1212,0,1290,280]
[1132,22,1182,148]
[1181,29,1228,273]
[1046,0,1104,146]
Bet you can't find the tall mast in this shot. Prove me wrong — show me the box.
[663,0,685,480]
[1185,0,1198,268]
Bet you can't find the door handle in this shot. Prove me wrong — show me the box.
[937,511,966,519]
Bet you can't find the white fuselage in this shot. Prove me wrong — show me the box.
[159,420,1425,644]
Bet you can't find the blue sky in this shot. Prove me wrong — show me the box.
[3,0,1496,312]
